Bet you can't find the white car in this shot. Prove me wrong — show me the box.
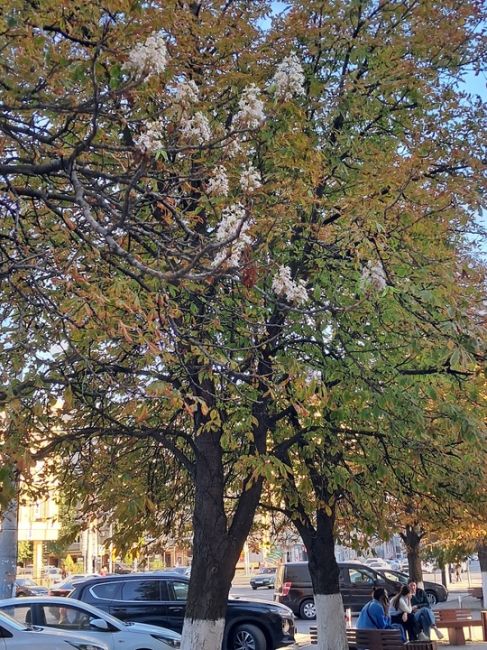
[0,609,108,649]
[0,596,181,649]
[364,558,391,569]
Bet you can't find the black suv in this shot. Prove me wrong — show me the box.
[69,572,295,650]
[274,562,448,619]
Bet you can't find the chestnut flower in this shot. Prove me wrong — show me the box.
[124,33,168,79]
[134,119,165,154]
[207,166,229,197]
[360,260,387,292]
[212,203,252,268]
[240,164,262,193]
[272,52,305,101]
[233,85,266,130]
[180,112,212,145]
[174,79,199,106]
[272,265,308,306]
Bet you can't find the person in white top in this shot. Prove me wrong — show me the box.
[389,585,426,641]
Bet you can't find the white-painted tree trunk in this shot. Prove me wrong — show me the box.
[481,570,487,608]
[180,617,225,650]
[315,593,348,650]
[0,497,18,599]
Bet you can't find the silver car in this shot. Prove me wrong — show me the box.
[0,596,181,649]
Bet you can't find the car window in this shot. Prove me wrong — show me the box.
[168,580,189,601]
[382,571,404,584]
[122,580,161,601]
[349,568,376,585]
[1,605,32,626]
[91,581,122,600]
[40,604,94,630]
[16,579,36,587]
[0,610,29,631]
[285,564,311,583]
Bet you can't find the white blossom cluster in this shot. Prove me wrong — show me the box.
[212,203,252,268]
[180,112,212,145]
[272,53,306,101]
[124,33,168,79]
[225,137,242,158]
[233,85,266,130]
[207,166,229,196]
[134,119,165,154]
[174,79,199,106]
[272,265,309,306]
[360,260,387,292]
[240,163,262,193]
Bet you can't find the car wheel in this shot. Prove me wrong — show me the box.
[299,598,316,620]
[425,590,438,606]
[251,585,257,590]
[230,623,267,650]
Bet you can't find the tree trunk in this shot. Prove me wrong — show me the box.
[0,496,18,599]
[401,525,423,587]
[477,540,487,608]
[180,427,263,650]
[295,508,348,650]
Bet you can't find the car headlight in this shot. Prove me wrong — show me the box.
[282,617,291,634]
[152,634,181,648]
[267,604,294,618]
[65,642,107,650]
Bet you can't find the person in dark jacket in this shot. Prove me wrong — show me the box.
[408,579,444,640]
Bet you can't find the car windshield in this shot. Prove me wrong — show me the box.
[55,575,95,588]
[16,578,37,586]
[0,610,29,631]
[381,570,406,584]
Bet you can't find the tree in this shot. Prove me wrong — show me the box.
[1,1,485,649]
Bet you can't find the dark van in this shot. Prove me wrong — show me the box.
[274,562,447,619]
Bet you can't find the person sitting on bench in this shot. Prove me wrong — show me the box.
[390,584,423,641]
[357,587,406,640]
[408,579,444,640]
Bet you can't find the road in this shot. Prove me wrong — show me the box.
[230,581,313,638]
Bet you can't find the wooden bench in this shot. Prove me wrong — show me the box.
[309,626,437,649]
[434,608,486,645]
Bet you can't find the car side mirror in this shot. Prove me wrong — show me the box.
[90,618,109,631]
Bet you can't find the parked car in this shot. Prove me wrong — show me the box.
[166,566,191,577]
[250,568,277,590]
[69,572,295,650]
[42,566,63,579]
[364,558,391,570]
[388,559,403,571]
[114,562,132,574]
[273,561,448,619]
[15,577,49,597]
[0,596,181,649]
[375,568,447,606]
[49,574,102,597]
[0,608,109,650]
